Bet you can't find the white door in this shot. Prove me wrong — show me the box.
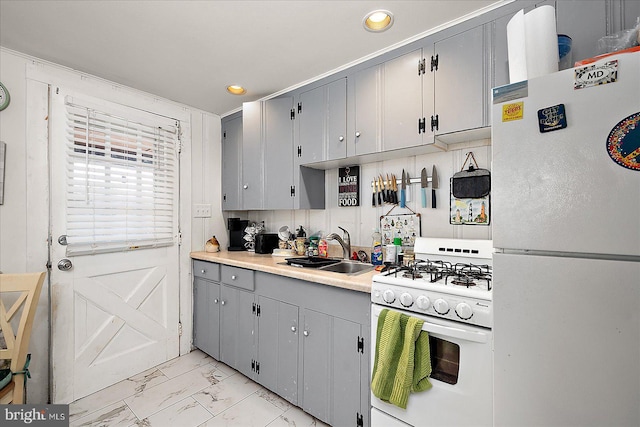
[48,89,181,403]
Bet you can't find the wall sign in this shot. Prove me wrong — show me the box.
[538,104,567,133]
[338,166,360,207]
[574,59,618,90]
[606,112,640,171]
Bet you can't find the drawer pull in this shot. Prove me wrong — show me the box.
[303,330,309,337]
[201,269,206,274]
[214,298,219,304]
[231,275,237,280]
[221,300,226,306]
[291,326,297,333]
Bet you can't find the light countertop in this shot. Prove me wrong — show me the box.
[191,251,376,293]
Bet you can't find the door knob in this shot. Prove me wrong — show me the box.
[221,300,226,306]
[338,135,344,142]
[214,298,219,304]
[57,259,73,271]
[355,131,361,138]
[291,326,297,332]
[303,330,309,337]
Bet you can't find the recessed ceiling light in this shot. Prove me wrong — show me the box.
[226,85,246,95]
[363,10,393,32]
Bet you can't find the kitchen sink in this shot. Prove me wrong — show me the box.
[319,260,374,275]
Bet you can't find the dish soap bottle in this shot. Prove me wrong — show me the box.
[371,229,383,265]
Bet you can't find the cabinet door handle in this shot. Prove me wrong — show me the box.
[201,269,206,274]
[355,131,361,138]
[231,275,237,280]
[338,135,344,142]
[221,300,226,306]
[303,330,309,337]
[214,298,219,304]
[243,184,248,189]
[291,326,297,333]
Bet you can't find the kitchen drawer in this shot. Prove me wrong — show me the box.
[221,265,255,291]
[193,260,220,281]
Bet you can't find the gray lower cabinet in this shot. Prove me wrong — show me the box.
[193,277,220,359]
[255,296,299,404]
[193,260,370,427]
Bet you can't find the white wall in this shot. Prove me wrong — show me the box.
[0,48,226,403]
[244,144,492,250]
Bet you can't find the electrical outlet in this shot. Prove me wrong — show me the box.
[193,204,212,218]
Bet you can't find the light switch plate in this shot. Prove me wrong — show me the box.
[193,204,212,218]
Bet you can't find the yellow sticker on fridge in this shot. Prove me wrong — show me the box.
[502,102,524,122]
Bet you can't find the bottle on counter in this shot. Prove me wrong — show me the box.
[318,235,328,258]
[371,229,383,265]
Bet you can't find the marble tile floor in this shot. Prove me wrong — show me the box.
[69,349,329,427]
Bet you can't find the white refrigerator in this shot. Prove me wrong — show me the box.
[492,51,640,426]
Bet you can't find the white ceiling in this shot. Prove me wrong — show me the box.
[0,0,504,116]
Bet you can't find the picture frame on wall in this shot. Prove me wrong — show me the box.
[450,193,490,225]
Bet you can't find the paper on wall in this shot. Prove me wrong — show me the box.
[507,5,559,83]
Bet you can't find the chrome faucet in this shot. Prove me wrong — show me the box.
[326,226,351,259]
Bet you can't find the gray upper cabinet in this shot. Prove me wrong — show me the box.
[241,101,264,210]
[349,64,380,157]
[297,77,347,163]
[221,114,242,211]
[433,24,487,135]
[264,96,295,210]
[383,48,432,151]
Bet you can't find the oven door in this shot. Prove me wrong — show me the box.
[371,304,493,427]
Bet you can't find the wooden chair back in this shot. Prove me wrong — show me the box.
[0,272,46,404]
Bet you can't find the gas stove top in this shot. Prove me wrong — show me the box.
[372,238,493,328]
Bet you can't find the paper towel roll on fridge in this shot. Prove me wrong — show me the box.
[507,5,559,83]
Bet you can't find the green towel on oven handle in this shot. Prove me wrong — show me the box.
[371,308,432,409]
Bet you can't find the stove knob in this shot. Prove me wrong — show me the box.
[455,302,473,320]
[399,293,413,307]
[382,289,396,304]
[433,298,450,315]
[415,296,431,310]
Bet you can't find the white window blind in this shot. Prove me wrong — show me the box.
[64,100,178,255]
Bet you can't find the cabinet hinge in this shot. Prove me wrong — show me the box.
[251,359,255,371]
[252,303,256,315]
[178,322,183,337]
[298,102,302,114]
[430,114,439,132]
[256,304,261,317]
[223,193,227,202]
[430,54,439,72]
[256,361,260,374]
[357,336,364,353]
[177,229,183,246]
[290,108,295,120]
[357,412,364,427]
[297,145,302,157]
[223,131,226,139]
[418,117,426,134]
[290,186,296,197]
[418,58,426,75]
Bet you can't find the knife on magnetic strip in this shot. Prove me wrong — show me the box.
[400,169,407,208]
[421,167,428,208]
[431,165,438,209]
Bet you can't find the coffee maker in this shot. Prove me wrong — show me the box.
[227,218,248,251]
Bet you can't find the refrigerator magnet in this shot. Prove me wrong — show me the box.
[502,102,524,122]
[537,104,567,133]
[606,112,640,171]
[574,60,618,90]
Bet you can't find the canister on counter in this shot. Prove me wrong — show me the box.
[384,244,397,263]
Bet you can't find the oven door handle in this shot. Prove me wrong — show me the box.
[421,321,489,344]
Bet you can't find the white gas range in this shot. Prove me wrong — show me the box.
[371,237,494,427]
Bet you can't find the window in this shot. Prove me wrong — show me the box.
[64,99,178,255]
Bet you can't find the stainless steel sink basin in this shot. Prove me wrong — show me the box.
[319,260,374,275]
